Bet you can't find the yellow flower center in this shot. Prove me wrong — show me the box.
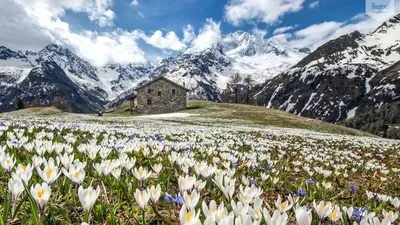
[321,205,326,211]
[255,209,259,215]
[280,202,286,211]
[6,159,10,165]
[138,169,142,176]
[221,211,227,216]
[152,189,157,195]
[243,195,247,201]
[189,194,193,201]
[75,171,80,177]
[46,168,53,178]
[23,165,27,171]
[185,212,192,222]
[210,208,215,212]
[38,189,45,198]
[389,211,393,218]
[332,211,337,219]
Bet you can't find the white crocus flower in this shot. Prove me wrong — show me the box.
[111,167,122,180]
[12,163,33,184]
[78,186,100,212]
[8,177,24,202]
[275,195,293,213]
[231,200,249,218]
[178,175,196,194]
[264,209,288,225]
[148,184,162,203]
[62,166,85,185]
[329,205,342,222]
[133,166,152,183]
[38,161,61,185]
[313,201,332,220]
[134,189,150,210]
[1,153,16,172]
[57,153,74,170]
[382,209,398,223]
[179,205,200,225]
[152,163,163,175]
[30,182,51,212]
[295,206,312,225]
[183,190,200,210]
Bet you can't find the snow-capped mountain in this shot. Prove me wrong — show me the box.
[98,62,154,100]
[256,14,400,123]
[109,31,308,105]
[1,29,307,112]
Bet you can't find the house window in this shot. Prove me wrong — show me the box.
[172,89,176,94]
[147,98,152,105]
[148,89,151,93]
[158,91,161,96]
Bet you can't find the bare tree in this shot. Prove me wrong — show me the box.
[228,73,242,103]
[243,75,255,104]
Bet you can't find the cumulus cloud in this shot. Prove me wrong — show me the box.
[183,25,196,43]
[224,0,306,26]
[131,0,139,6]
[141,30,187,51]
[273,26,296,35]
[0,0,201,65]
[252,27,267,39]
[187,18,221,53]
[0,0,148,65]
[309,1,319,9]
[14,0,116,27]
[272,16,381,50]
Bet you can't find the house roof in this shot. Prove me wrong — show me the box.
[134,76,190,92]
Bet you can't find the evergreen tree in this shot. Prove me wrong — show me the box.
[16,98,25,110]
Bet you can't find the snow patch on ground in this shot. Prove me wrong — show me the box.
[136,113,199,119]
[347,106,358,120]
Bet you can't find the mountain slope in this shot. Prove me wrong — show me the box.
[0,61,105,113]
[108,31,307,106]
[256,14,400,124]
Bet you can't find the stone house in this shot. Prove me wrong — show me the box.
[134,77,189,113]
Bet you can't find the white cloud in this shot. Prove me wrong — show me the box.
[289,21,343,47]
[183,25,196,43]
[141,30,187,51]
[138,11,145,18]
[0,0,148,66]
[273,26,296,35]
[187,18,221,53]
[351,13,368,21]
[272,16,381,50]
[252,27,267,38]
[131,0,139,6]
[224,0,306,26]
[309,1,319,9]
[14,0,116,27]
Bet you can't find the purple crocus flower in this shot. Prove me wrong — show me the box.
[298,188,307,196]
[349,185,357,192]
[248,176,256,185]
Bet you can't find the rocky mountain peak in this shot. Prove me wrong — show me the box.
[0,46,26,60]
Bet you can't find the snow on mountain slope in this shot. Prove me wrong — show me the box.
[256,14,400,123]
[152,32,308,101]
[296,14,400,70]
[97,63,154,100]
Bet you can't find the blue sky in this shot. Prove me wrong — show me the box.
[62,0,367,38]
[1,0,399,65]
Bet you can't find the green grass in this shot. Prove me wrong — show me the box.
[105,100,375,137]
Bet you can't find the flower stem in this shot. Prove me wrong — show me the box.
[142,209,145,225]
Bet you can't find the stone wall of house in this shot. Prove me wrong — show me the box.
[136,79,187,113]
